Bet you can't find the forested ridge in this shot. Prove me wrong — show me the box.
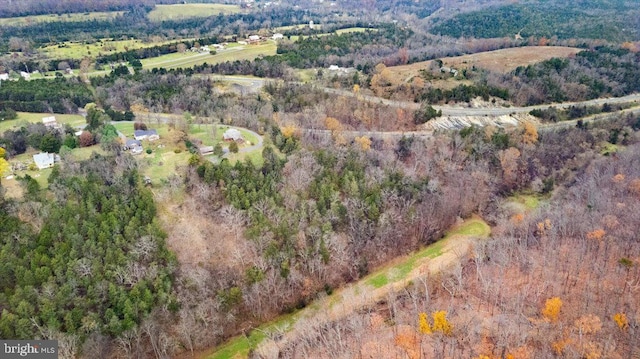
[432,1,640,41]
[1,0,640,357]
[268,125,640,359]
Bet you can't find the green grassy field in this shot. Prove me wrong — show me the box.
[112,122,135,137]
[507,193,543,212]
[206,311,297,359]
[190,125,258,147]
[335,27,376,35]
[40,38,186,60]
[366,218,491,288]
[142,42,277,69]
[0,112,85,134]
[147,3,242,21]
[140,147,191,186]
[0,11,124,27]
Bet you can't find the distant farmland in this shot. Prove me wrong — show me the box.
[147,3,243,21]
[0,11,124,26]
[389,46,583,81]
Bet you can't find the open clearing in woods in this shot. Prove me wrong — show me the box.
[0,11,124,27]
[199,216,491,359]
[389,46,582,81]
[147,4,243,21]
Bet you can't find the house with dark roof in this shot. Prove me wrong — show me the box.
[134,129,159,141]
[124,139,143,154]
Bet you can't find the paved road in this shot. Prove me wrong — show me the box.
[318,86,640,116]
[132,76,640,140]
[210,75,640,116]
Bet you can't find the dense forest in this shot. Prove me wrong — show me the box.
[0,77,92,113]
[494,46,640,105]
[0,153,175,352]
[431,1,640,41]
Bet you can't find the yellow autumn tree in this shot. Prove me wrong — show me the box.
[552,338,571,355]
[354,136,371,151]
[521,121,538,144]
[353,84,360,94]
[431,310,452,335]
[613,313,628,331]
[542,297,562,322]
[281,125,298,138]
[129,102,149,113]
[418,312,431,334]
[324,117,342,132]
[0,147,9,179]
[536,218,552,236]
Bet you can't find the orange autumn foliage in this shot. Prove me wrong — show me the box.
[612,173,625,183]
[586,229,606,241]
[511,213,525,224]
[280,125,298,138]
[613,313,629,331]
[542,297,562,322]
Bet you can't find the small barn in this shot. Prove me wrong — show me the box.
[199,146,214,155]
[42,116,58,127]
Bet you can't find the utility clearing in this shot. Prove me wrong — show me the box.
[201,216,491,359]
[389,46,582,81]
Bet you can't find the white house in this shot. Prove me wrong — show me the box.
[248,35,261,43]
[19,71,30,80]
[272,33,284,40]
[0,73,9,81]
[42,116,58,128]
[223,128,244,142]
[33,152,55,170]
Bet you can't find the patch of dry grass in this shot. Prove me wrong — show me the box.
[388,46,582,82]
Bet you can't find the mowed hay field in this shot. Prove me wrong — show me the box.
[0,11,123,27]
[41,38,195,60]
[147,4,243,21]
[389,46,582,80]
[142,42,277,69]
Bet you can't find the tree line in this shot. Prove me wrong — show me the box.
[0,77,92,114]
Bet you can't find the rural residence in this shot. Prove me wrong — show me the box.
[223,128,244,142]
[134,129,159,141]
[33,152,55,170]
